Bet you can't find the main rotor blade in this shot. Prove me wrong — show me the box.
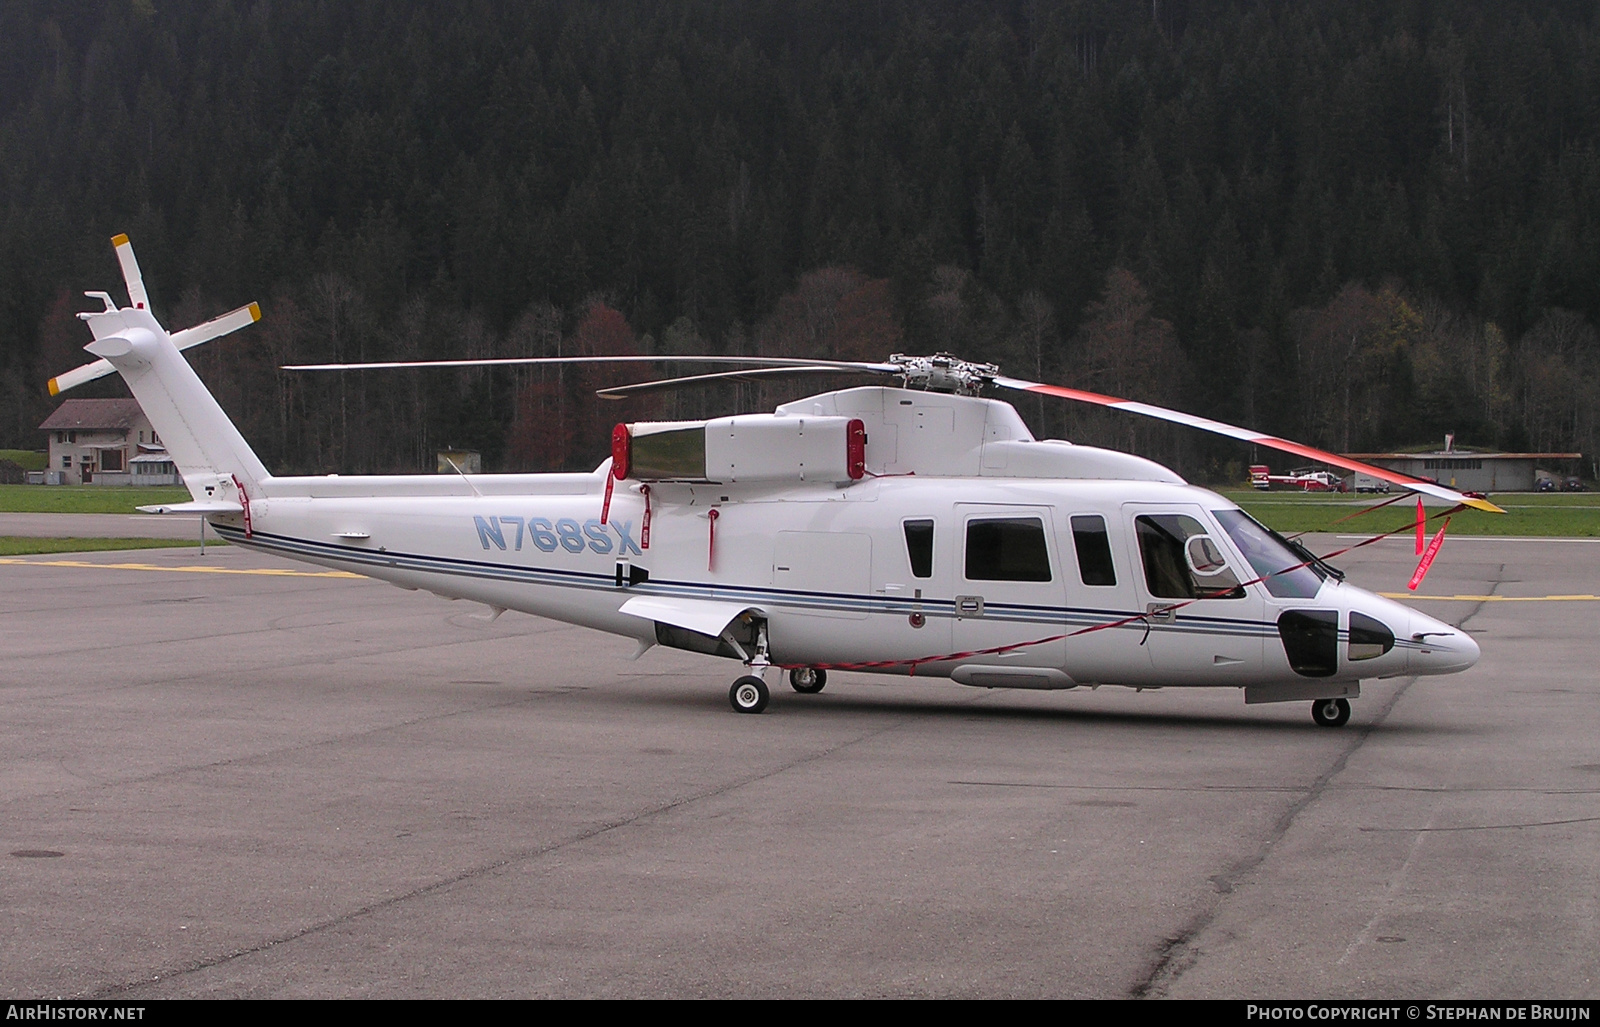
[991,375,1505,514]
[595,363,897,399]
[111,234,150,311]
[282,355,888,372]
[50,300,262,396]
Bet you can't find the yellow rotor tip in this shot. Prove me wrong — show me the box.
[110,233,129,247]
[249,301,261,322]
[47,377,60,396]
[1465,497,1506,514]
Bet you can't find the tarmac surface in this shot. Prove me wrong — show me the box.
[1,533,1596,999]
[0,512,208,540]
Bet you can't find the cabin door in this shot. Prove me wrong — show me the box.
[866,515,954,664]
[948,504,1068,671]
[1121,503,1267,684]
[1054,509,1155,686]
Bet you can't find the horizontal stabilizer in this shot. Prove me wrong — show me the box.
[618,595,762,637]
[136,500,244,515]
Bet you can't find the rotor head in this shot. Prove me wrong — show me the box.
[886,353,1000,395]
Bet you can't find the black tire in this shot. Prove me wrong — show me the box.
[789,667,827,694]
[730,675,770,714]
[1311,697,1351,727]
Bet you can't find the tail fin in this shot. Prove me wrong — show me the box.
[74,234,270,506]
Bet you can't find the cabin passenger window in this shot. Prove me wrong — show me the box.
[1134,514,1244,599]
[903,519,934,578]
[965,517,1051,582]
[1070,515,1117,586]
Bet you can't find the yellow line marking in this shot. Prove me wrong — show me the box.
[1381,592,1600,601]
[0,557,365,579]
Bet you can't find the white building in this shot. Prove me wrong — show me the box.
[1345,448,1582,492]
[38,398,181,485]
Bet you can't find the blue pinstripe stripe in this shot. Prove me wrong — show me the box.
[212,524,1419,649]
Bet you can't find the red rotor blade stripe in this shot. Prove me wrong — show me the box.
[992,377,1504,514]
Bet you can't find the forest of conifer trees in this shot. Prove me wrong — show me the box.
[2,0,1597,478]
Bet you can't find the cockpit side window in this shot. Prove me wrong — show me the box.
[903,519,934,578]
[1134,514,1245,599]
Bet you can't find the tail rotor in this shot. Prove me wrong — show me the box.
[63,234,271,503]
[47,238,261,396]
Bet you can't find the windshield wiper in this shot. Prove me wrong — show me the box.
[1283,535,1345,581]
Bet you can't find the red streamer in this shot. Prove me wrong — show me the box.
[232,473,253,538]
[1409,516,1451,591]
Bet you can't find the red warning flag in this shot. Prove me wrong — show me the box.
[1415,497,1425,556]
[1408,516,1451,591]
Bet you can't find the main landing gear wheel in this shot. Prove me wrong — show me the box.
[730,676,770,714]
[789,667,827,694]
[1311,697,1351,727]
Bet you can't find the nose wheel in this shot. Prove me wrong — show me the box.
[1311,697,1351,727]
[730,675,770,714]
[789,667,827,694]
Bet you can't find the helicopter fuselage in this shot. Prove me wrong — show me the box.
[206,433,1477,699]
[73,264,1479,722]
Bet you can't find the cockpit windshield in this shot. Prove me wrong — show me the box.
[1211,508,1326,599]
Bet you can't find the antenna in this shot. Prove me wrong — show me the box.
[443,454,483,498]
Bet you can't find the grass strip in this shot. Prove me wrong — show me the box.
[1216,490,1600,537]
[0,484,192,513]
[0,450,48,471]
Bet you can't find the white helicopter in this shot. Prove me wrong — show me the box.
[55,235,1500,726]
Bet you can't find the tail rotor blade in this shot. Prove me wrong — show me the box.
[169,301,262,350]
[111,234,150,311]
[48,359,114,396]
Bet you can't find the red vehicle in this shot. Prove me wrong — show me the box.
[1250,465,1344,492]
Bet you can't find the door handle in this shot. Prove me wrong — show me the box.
[1145,602,1176,624]
[956,595,984,619]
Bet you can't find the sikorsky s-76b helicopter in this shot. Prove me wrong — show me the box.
[56,235,1500,726]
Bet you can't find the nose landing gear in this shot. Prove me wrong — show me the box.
[729,617,774,714]
[1311,697,1351,727]
[730,676,770,714]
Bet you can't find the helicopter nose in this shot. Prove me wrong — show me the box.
[1406,611,1480,675]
